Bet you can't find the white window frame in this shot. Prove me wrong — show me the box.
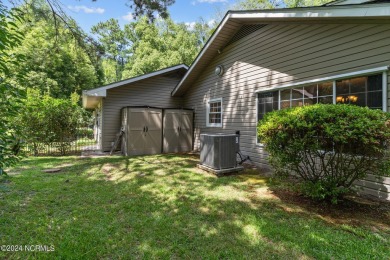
[206,98,223,127]
[256,67,388,146]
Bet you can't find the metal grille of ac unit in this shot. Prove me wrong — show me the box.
[200,134,239,170]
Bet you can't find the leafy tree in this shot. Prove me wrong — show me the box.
[122,17,199,78]
[128,0,175,21]
[0,4,25,175]
[90,16,212,82]
[233,0,280,9]
[284,0,332,7]
[101,59,119,84]
[258,104,390,203]
[192,18,215,48]
[9,1,102,98]
[14,89,48,155]
[91,19,130,82]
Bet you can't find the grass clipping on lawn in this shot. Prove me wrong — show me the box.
[0,154,389,259]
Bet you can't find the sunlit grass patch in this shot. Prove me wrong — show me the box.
[0,154,388,259]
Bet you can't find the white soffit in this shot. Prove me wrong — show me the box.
[171,3,390,97]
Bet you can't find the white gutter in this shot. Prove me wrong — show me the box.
[229,5,390,19]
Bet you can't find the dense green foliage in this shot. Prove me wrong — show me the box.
[258,104,390,203]
[128,0,175,21]
[0,4,25,175]
[92,16,212,83]
[122,17,202,78]
[10,1,103,98]
[91,18,129,82]
[15,90,86,155]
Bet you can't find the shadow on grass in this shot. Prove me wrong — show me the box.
[267,183,390,232]
[1,154,389,259]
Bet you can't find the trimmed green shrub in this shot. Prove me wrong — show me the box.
[258,104,390,203]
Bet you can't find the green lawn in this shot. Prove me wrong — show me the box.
[0,155,389,259]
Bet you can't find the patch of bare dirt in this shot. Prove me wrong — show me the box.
[233,168,390,232]
[42,168,62,173]
[271,188,390,232]
[102,163,116,174]
[101,163,120,180]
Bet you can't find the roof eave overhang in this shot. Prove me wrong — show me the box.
[171,4,390,97]
[82,64,188,109]
[82,93,104,109]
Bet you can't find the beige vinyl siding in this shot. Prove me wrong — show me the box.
[388,73,390,111]
[183,22,390,168]
[101,74,184,151]
[355,174,390,201]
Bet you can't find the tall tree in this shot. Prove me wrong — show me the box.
[0,4,25,174]
[122,17,199,78]
[91,19,129,82]
[192,18,215,48]
[128,0,175,21]
[10,1,103,98]
[90,16,212,83]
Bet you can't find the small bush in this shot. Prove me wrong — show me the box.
[258,104,390,203]
[77,128,94,138]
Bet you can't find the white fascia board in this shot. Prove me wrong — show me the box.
[86,64,188,97]
[83,89,107,97]
[172,14,233,96]
[229,5,390,20]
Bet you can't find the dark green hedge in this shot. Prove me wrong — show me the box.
[258,104,390,203]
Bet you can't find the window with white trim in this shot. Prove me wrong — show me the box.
[280,81,334,108]
[335,74,383,109]
[207,98,222,127]
[257,72,385,144]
